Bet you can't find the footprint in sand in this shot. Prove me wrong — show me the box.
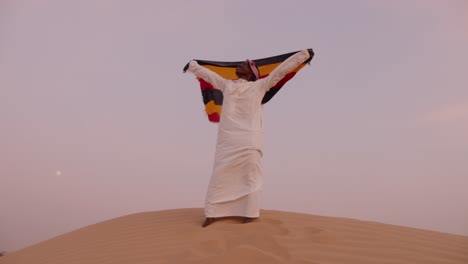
[188,239,225,258]
[259,217,290,236]
[187,218,292,263]
[302,226,335,243]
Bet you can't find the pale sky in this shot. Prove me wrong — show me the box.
[1,0,468,252]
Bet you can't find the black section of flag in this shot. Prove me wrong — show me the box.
[202,89,223,105]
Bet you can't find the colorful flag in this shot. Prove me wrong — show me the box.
[183,49,314,122]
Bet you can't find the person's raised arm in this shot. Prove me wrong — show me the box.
[261,49,311,92]
[185,60,227,92]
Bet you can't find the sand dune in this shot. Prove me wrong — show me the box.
[1,208,467,264]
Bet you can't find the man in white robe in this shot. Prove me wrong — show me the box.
[186,49,311,227]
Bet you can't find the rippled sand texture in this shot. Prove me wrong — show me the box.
[1,209,467,264]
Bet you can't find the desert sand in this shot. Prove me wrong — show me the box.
[1,208,467,264]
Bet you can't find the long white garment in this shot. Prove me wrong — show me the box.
[188,49,310,217]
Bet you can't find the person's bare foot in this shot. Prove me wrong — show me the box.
[202,217,217,228]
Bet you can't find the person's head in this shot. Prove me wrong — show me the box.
[236,60,259,81]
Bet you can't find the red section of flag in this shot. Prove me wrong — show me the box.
[198,78,216,91]
[208,112,220,122]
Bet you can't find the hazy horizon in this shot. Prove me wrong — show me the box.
[1,0,467,252]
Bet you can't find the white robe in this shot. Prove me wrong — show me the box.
[188,49,310,218]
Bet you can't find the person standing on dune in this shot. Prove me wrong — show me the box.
[185,49,312,227]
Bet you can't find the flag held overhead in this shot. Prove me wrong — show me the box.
[184,49,314,122]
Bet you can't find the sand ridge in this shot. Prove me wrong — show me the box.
[1,208,467,264]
